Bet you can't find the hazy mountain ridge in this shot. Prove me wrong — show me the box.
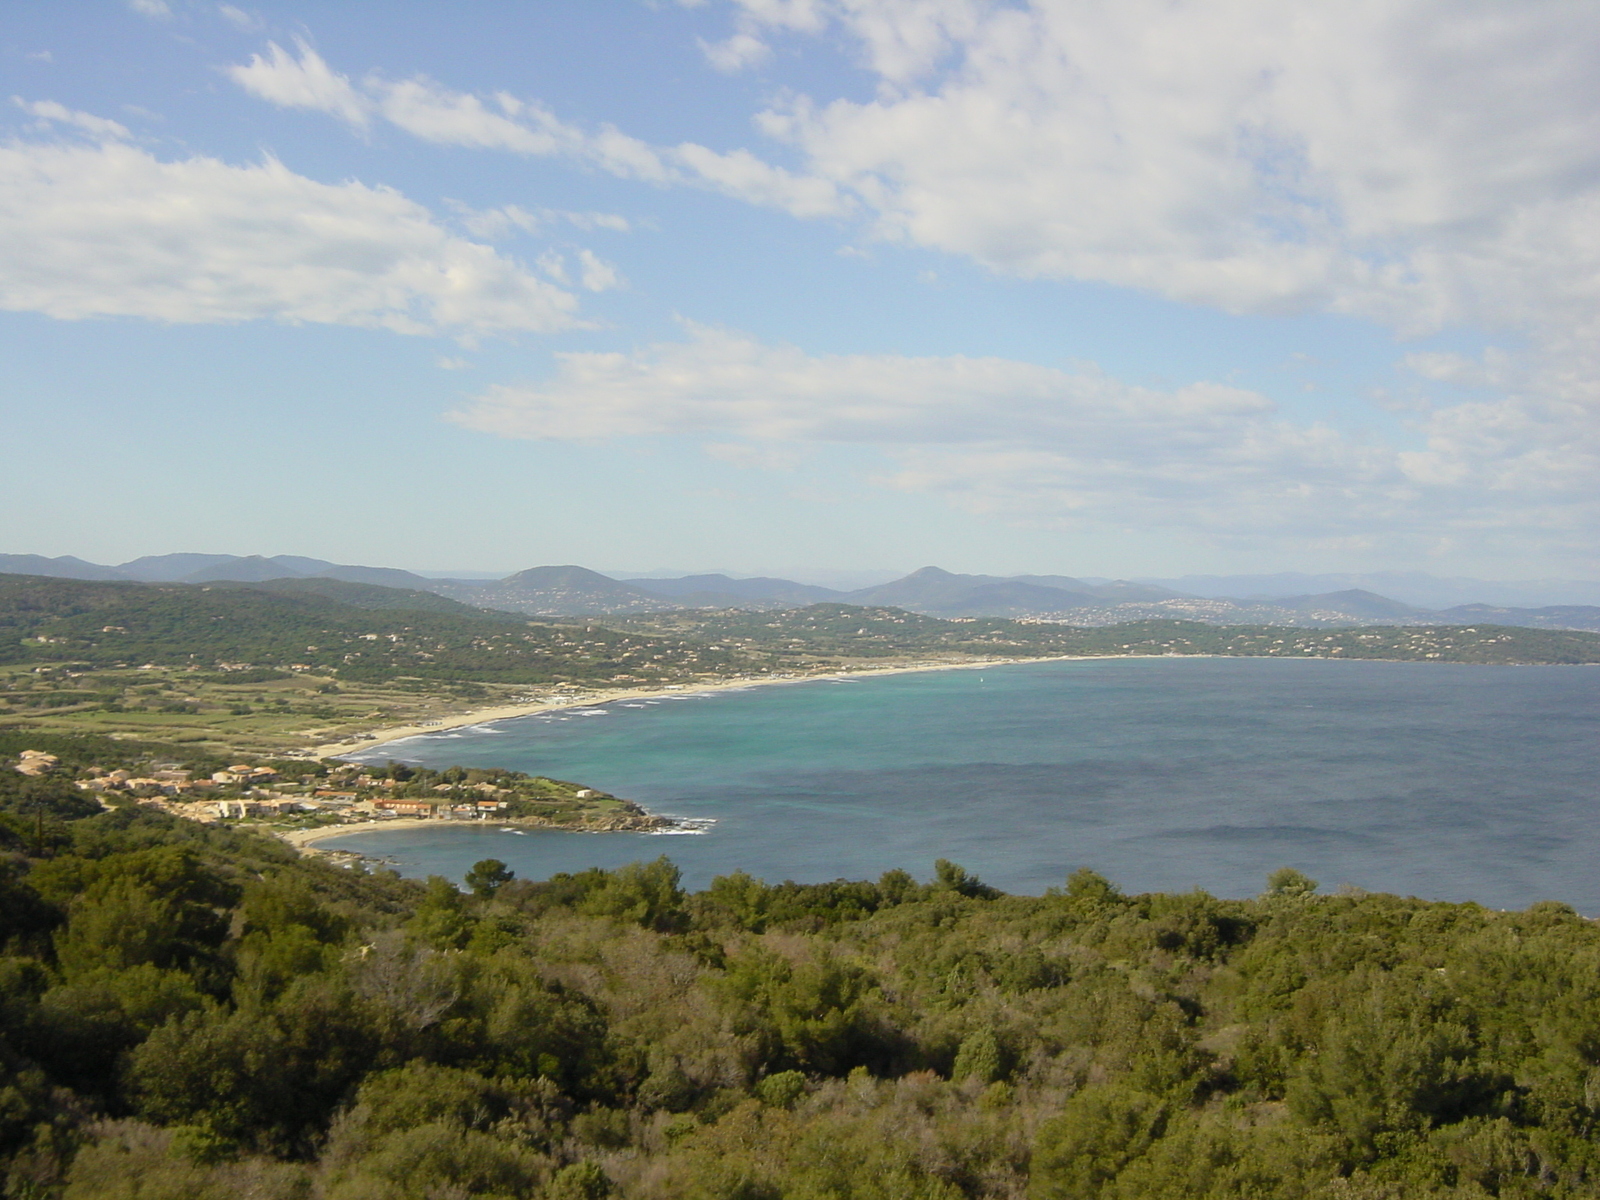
[4,553,446,590]
[841,566,1178,612]
[206,576,517,619]
[621,573,842,608]
[1144,571,1600,609]
[432,565,675,617]
[0,554,128,581]
[4,555,1599,631]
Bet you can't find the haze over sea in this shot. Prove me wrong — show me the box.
[330,658,1600,911]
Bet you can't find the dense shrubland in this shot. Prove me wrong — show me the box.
[4,794,1600,1198]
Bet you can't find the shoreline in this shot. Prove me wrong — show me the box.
[283,811,706,852]
[279,816,442,848]
[281,652,1572,860]
[305,649,1550,764]
[312,654,1082,760]
[292,658,1077,856]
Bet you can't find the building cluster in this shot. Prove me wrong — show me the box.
[208,793,509,821]
[12,749,511,828]
[366,797,509,820]
[75,765,266,797]
[15,750,59,777]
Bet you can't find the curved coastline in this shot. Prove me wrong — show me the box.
[281,814,728,874]
[311,648,1568,766]
[280,813,685,852]
[271,656,1600,909]
[290,657,1089,859]
[280,816,441,850]
[311,655,1092,761]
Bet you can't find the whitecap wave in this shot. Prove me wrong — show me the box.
[649,817,718,835]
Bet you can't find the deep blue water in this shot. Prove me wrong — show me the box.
[324,657,1600,909]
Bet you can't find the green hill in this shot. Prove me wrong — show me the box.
[0,574,746,684]
[3,797,1600,1197]
[617,603,1600,665]
[211,575,518,618]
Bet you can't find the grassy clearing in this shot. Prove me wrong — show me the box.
[0,662,549,756]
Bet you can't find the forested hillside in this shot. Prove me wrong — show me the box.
[4,781,1600,1198]
[7,579,1597,693]
[0,575,754,685]
[616,604,1600,665]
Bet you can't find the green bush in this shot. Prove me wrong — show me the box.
[8,797,1600,1197]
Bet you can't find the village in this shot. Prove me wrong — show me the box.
[16,746,522,826]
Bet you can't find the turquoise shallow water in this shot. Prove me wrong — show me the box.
[324,657,1600,909]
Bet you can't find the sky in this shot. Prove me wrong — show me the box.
[3,0,1598,582]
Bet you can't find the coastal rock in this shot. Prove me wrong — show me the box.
[505,812,676,833]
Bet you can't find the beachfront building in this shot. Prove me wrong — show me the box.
[370,797,510,820]
[374,799,434,817]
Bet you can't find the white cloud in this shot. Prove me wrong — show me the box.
[222,12,1600,558]
[227,40,846,217]
[454,203,631,240]
[700,0,1600,556]
[0,138,581,335]
[535,251,569,284]
[456,203,545,240]
[670,140,841,217]
[128,0,172,19]
[217,5,262,32]
[1403,348,1517,390]
[377,80,571,155]
[227,40,373,129]
[564,210,631,233]
[721,0,1600,338]
[576,249,622,292]
[700,32,773,72]
[715,0,978,79]
[452,324,1276,443]
[227,12,1600,334]
[448,325,1598,553]
[12,98,131,141]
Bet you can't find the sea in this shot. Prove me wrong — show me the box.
[323,657,1600,911]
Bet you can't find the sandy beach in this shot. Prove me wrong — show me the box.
[311,655,1082,760]
[278,816,448,849]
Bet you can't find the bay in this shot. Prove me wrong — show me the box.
[324,657,1600,910]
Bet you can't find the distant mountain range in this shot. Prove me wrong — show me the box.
[3,554,1598,633]
[1139,571,1600,609]
[0,552,444,591]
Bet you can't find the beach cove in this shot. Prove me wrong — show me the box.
[304,656,1600,911]
[311,654,1091,759]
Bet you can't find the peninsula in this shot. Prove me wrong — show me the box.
[0,729,684,857]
